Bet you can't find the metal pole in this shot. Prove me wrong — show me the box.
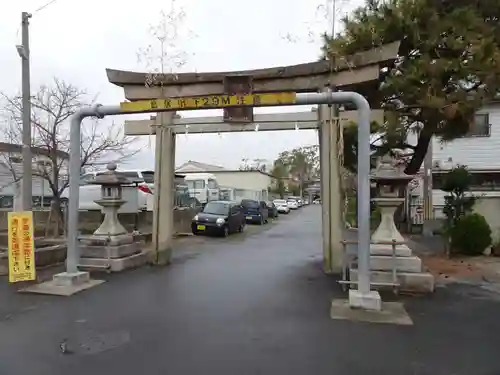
[66,105,118,274]
[422,138,433,236]
[65,92,371,291]
[295,92,372,294]
[20,12,32,211]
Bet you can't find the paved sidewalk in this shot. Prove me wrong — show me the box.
[1,207,499,375]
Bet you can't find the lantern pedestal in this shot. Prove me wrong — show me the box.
[369,198,412,257]
[78,163,148,272]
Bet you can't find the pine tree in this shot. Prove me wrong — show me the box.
[324,0,500,173]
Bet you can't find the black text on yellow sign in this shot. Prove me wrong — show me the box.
[120,92,297,112]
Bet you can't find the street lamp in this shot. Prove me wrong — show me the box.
[15,45,28,60]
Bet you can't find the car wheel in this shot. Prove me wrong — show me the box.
[222,226,229,237]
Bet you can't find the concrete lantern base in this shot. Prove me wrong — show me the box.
[353,197,435,293]
[348,289,382,311]
[21,271,104,296]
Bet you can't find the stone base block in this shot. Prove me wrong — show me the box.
[348,289,382,311]
[370,255,422,272]
[350,269,435,293]
[79,250,149,272]
[79,233,135,246]
[330,299,413,325]
[21,277,105,296]
[53,271,90,287]
[80,241,141,259]
[370,243,412,257]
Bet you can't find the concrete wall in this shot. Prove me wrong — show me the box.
[474,196,500,241]
[0,208,198,237]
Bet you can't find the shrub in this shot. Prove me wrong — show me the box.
[449,213,492,256]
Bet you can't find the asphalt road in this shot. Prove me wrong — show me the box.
[1,205,500,375]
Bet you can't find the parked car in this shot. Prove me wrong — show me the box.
[191,200,245,237]
[265,201,279,218]
[240,199,269,225]
[287,198,299,210]
[273,199,290,214]
[287,195,303,207]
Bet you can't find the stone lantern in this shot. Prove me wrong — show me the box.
[349,154,435,293]
[78,162,147,272]
[370,154,414,256]
[92,162,129,238]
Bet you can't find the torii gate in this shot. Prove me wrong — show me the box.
[105,42,398,274]
[47,42,398,310]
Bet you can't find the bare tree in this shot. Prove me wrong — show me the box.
[137,0,197,87]
[0,78,139,237]
[239,158,268,172]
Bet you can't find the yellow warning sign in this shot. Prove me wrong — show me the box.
[120,92,297,112]
[8,211,36,283]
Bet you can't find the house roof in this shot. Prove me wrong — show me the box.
[176,160,227,172]
[178,168,277,179]
[0,142,69,159]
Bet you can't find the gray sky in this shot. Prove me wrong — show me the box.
[1,0,361,170]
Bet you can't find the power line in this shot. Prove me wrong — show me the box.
[33,0,61,14]
[16,0,63,39]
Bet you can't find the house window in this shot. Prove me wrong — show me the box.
[465,114,490,137]
[433,171,500,191]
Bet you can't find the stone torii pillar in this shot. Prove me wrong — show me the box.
[151,112,176,265]
[319,89,343,274]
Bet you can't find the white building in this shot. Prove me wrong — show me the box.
[425,105,500,216]
[0,142,69,209]
[175,160,275,201]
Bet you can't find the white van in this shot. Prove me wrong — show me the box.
[76,169,155,212]
[183,173,220,205]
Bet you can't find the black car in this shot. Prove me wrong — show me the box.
[266,201,279,218]
[240,199,269,225]
[192,200,245,237]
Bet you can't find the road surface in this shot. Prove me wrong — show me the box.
[1,205,500,375]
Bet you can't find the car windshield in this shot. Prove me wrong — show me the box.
[186,179,205,189]
[274,200,286,204]
[203,202,230,215]
[141,171,155,183]
[241,200,259,208]
[287,199,297,202]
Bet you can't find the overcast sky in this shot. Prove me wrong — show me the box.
[1,0,361,170]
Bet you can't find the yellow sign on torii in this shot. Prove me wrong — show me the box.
[120,92,297,112]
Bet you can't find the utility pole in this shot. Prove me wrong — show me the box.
[17,12,33,211]
[331,0,336,36]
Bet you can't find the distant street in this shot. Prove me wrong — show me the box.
[1,205,500,375]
